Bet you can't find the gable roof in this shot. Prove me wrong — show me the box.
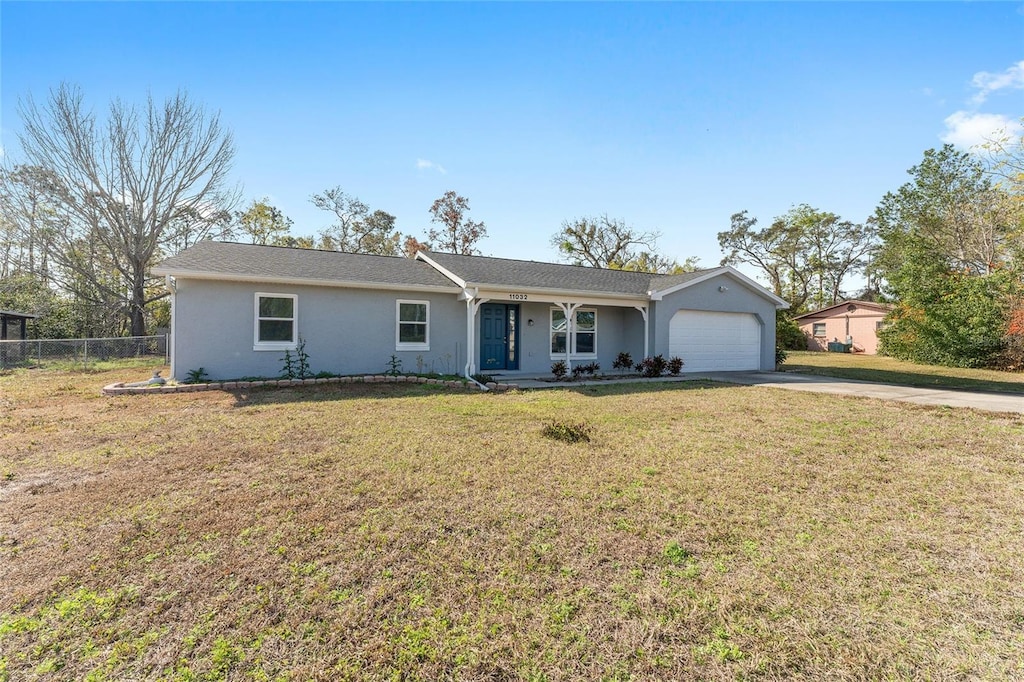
[152,241,459,291]
[419,251,665,296]
[793,300,894,320]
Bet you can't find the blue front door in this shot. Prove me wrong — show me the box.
[480,304,518,370]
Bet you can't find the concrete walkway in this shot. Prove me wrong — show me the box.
[502,371,1024,415]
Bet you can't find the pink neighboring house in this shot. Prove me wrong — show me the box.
[794,300,894,354]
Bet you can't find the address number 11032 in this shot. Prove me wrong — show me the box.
[508,293,528,301]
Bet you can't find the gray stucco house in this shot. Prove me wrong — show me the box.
[152,241,788,381]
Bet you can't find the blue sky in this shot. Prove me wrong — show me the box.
[2,1,1022,276]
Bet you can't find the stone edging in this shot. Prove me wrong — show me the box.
[102,375,518,396]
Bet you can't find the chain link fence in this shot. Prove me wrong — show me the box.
[0,335,168,369]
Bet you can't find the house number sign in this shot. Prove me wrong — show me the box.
[508,293,528,301]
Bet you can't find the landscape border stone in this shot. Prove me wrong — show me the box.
[101,375,518,396]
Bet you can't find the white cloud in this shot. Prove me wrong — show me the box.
[970,60,1024,105]
[416,158,446,175]
[941,111,1023,149]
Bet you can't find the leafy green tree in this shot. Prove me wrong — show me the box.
[718,205,876,312]
[873,146,1021,367]
[0,273,83,338]
[311,187,401,256]
[234,198,293,246]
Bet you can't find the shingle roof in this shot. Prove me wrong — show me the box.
[421,251,711,297]
[153,241,459,290]
[153,241,732,300]
[792,299,894,320]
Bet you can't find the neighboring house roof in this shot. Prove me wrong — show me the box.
[793,300,894,321]
[152,241,459,292]
[0,311,38,319]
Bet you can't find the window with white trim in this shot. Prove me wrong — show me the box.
[396,300,429,350]
[550,308,597,357]
[812,322,826,338]
[254,293,297,350]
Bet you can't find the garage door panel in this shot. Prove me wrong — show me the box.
[668,310,761,372]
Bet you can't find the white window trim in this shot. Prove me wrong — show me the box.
[549,307,598,359]
[396,299,430,351]
[812,322,827,338]
[254,292,298,351]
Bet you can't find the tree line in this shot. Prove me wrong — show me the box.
[0,86,696,339]
[721,134,1023,369]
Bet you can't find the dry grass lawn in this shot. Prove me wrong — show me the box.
[1,362,1023,680]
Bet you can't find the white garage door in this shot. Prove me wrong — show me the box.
[668,310,762,372]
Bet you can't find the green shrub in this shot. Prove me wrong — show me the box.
[776,313,807,351]
[667,357,684,375]
[637,355,667,377]
[612,352,633,371]
[184,367,209,384]
[550,360,567,379]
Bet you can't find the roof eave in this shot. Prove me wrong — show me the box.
[649,266,789,308]
[149,267,461,294]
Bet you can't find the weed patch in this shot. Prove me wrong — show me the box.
[540,420,593,443]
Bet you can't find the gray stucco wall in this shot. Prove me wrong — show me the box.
[170,274,775,380]
[170,278,468,380]
[651,273,779,371]
[495,303,647,374]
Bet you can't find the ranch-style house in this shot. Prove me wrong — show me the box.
[152,241,788,382]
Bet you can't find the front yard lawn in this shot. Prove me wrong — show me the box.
[782,350,1024,394]
[1,364,1022,680]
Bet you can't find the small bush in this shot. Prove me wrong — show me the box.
[667,357,684,375]
[541,420,593,444]
[612,352,633,371]
[571,365,585,379]
[637,355,667,377]
[582,361,600,375]
[385,354,403,377]
[551,360,567,379]
[281,338,312,379]
[776,345,788,366]
[777,313,807,351]
[184,367,209,384]
[471,373,494,384]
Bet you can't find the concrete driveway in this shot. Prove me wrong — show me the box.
[696,371,1024,415]
[509,371,1024,414]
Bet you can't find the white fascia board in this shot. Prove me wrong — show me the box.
[148,268,461,294]
[473,286,647,308]
[649,266,790,309]
[414,251,467,288]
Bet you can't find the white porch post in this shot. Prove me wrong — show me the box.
[634,305,649,359]
[464,292,488,378]
[556,302,580,373]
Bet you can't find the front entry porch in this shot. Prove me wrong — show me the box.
[479,303,519,371]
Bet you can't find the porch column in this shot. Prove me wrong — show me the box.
[464,294,488,378]
[555,302,580,373]
[634,305,649,358]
